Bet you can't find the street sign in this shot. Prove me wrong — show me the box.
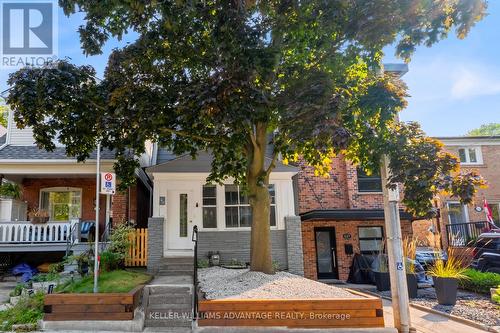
[100,172,116,195]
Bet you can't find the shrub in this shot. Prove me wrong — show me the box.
[0,292,44,331]
[9,284,25,297]
[459,269,500,294]
[492,287,500,304]
[100,251,122,272]
[197,259,209,268]
[107,223,134,265]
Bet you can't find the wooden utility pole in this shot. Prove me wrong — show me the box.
[380,155,411,333]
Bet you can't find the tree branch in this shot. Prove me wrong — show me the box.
[159,127,226,143]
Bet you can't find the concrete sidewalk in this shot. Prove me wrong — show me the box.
[382,299,490,333]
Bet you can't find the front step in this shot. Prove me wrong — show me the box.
[158,269,194,276]
[159,263,194,271]
[149,294,192,305]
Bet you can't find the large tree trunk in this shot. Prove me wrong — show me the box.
[247,122,274,274]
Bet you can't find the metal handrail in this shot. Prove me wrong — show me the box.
[446,221,493,247]
[192,225,198,321]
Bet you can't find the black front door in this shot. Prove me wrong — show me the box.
[315,227,339,279]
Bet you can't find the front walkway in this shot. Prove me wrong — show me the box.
[382,299,490,333]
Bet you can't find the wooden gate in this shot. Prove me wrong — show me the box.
[125,228,148,267]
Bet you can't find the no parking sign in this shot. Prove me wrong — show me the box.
[100,172,116,194]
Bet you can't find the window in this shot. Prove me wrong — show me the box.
[491,203,499,225]
[447,202,468,224]
[40,188,82,221]
[224,184,276,228]
[359,226,383,254]
[357,168,382,192]
[202,185,217,228]
[457,147,482,165]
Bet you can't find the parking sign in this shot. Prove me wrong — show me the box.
[100,172,116,195]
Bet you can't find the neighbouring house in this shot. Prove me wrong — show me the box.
[0,108,152,263]
[412,135,500,249]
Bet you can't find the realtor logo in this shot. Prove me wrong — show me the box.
[0,0,58,68]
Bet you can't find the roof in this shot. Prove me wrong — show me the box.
[300,209,414,221]
[384,63,409,76]
[0,145,116,160]
[147,150,298,174]
[434,135,500,140]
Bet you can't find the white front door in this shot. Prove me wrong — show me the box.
[167,190,194,250]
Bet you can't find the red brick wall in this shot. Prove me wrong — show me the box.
[21,178,137,227]
[295,156,397,214]
[302,219,413,281]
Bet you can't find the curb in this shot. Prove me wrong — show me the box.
[359,289,498,333]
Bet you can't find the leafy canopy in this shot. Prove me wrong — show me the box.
[7,0,487,217]
[467,123,500,136]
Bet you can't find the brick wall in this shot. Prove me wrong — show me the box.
[302,219,413,281]
[21,178,137,227]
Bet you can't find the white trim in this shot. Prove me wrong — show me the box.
[0,159,116,164]
[438,138,500,146]
[5,108,12,145]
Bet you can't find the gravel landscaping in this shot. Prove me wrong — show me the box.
[198,267,363,300]
[376,288,500,328]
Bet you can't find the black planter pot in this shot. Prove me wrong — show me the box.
[406,273,418,298]
[433,277,458,305]
[374,271,391,291]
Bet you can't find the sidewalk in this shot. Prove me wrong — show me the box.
[382,299,490,333]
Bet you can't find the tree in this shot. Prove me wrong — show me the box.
[0,99,7,128]
[467,123,500,136]
[7,0,487,273]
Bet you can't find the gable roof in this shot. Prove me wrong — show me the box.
[147,150,297,174]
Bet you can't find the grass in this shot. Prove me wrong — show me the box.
[0,292,44,331]
[459,268,500,294]
[56,270,151,293]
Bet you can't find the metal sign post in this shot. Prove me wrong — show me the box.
[93,141,101,294]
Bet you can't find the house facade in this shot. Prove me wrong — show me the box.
[0,109,152,250]
[294,156,413,281]
[412,136,500,248]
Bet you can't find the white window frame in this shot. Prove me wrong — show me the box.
[457,146,483,165]
[39,187,82,222]
[223,184,277,230]
[446,201,469,224]
[202,185,217,229]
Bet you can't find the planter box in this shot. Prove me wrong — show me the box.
[433,277,458,305]
[43,285,144,321]
[198,289,384,328]
[374,272,390,291]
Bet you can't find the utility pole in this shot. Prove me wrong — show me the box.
[93,141,101,293]
[380,155,411,333]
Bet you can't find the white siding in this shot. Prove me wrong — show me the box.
[6,110,35,146]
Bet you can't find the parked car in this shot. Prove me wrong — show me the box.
[470,233,500,273]
[415,247,447,268]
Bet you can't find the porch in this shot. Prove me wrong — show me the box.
[445,220,495,247]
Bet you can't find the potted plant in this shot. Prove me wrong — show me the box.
[28,208,49,224]
[403,237,418,298]
[0,182,22,199]
[373,240,391,291]
[427,247,470,305]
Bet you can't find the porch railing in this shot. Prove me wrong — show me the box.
[446,221,490,247]
[0,220,79,244]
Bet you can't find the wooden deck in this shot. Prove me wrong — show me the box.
[198,289,384,328]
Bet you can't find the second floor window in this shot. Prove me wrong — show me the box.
[224,184,277,228]
[447,202,468,224]
[357,168,382,193]
[457,147,482,165]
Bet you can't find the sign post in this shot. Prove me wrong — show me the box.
[93,142,116,294]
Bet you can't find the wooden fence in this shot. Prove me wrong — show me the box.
[125,228,148,267]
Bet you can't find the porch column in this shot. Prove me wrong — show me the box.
[285,216,304,276]
[147,217,164,273]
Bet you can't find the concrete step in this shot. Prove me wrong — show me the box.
[160,257,194,264]
[147,303,193,312]
[158,269,194,276]
[149,294,192,305]
[147,286,192,295]
[144,317,192,328]
[158,263,194,271]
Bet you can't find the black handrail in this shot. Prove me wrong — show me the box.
[192,225,199,321]
[446,221,492,247]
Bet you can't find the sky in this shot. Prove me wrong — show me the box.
[1,2,499,137]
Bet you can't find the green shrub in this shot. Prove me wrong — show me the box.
[0,292,44,331]
[197,259,209,268]
[107,223,134,264]
[459,269,500,294]
[492,287,500,305]
[9,284,25,297]
[100,251,122,272]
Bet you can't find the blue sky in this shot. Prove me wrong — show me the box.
[1,2,499,137]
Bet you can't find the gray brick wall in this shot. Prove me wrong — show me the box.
[285,216,304,275]
[147,217,164,273]
[198,230,288,269]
